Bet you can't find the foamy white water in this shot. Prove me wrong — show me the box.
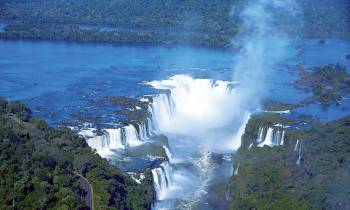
[146,74,243,136]
[146,75,252,209]
[79,123,147,157]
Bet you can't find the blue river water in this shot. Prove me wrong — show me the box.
[0,38,350,125]
[0,38,350,210]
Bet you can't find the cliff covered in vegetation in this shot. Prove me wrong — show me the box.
[229,114,350,210]
[0,98,155,210]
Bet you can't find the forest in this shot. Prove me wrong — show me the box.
[230,114,350,210]
[0,98,154,210]
[0,0,349,47]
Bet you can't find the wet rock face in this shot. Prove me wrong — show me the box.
[109,96,150,124]
[73,96,151,128]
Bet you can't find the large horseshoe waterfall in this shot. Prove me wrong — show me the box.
[73,74,250,208]
[73,0,300,208]
[145,75,251,208]
[2,0,349,209]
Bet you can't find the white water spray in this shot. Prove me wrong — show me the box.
[146,74,244,137]
[148,0,301,207]
[232,0,300,110]
[151,161,173,200]
[79,123,148,157]
[257,127,285,147]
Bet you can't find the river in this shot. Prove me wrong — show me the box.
[0,38,350,209]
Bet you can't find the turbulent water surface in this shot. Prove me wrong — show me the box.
[1,36,350,209]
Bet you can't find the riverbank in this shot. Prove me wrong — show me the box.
[0,0,349,48]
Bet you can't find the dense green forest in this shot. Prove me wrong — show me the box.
[0,98,154,210]
[230,65,350,209]
[230,114,350,210]
[0,0,349,47]
[0,0,240,34]
[0,0,241,47]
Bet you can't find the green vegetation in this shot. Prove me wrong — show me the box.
[0,0,241,48]
[0,0,240,35]
[230,114,350,210]
[262,99,297,111]
[298,0,350,38]
[0,0,349,47]
[0,98,155,210]
[0,22,232,48]
[295,64,350,106]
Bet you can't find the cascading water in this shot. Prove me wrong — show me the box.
[257,126,286,147]
[231,112,251,150]
[296,145,302,165]
[79,123,149,157]
[257,127,265,144]
[123,124,143,147]
[151,161,173,200]
[79,128,124,157]
[138,122,149,140]
[234,162,240,175]
[295,140,302,165]
[294,139,300,151]
[148,93,174,133]
[146,0,300,208]
[162,145,173,163]
[146,75,244,136]
[145,75,251,209]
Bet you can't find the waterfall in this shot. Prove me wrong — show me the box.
[79,128,124,157]
[280,130,285,145]
[257,127,265,143]
[234,162,240,175]
[231,112,251,150]
[148,93,173,133]
[162,145,173,163]
[145,74,239,135]
[257,127,285,147]
[147,117,155,136]
[144,74,252,207]
[294,139,300,151]
[259,127,274,147]
[123,125,143,147]
[79,124,146,157]
[138,122,149,140]
[151,161,173,200]
[273,130,285,146]
[295,141,302,165]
